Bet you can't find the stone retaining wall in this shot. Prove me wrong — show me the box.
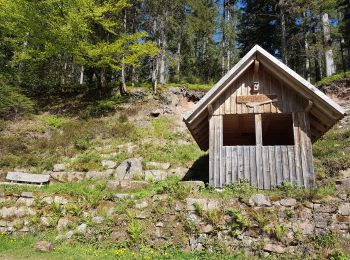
[0,191,349,256]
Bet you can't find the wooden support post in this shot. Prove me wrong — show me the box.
[255,114,262,188]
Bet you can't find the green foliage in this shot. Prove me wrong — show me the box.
[313,129,350,177]
[329,250,350,260]
[165,83,212,91]
[0,79,34,119]
[316,71,350,86]
[74,137,91,151]
[64,203,83,217]
[127,217,145,245]
[224,179,257,199]
[273,224,288,242]
[227,208,251,236]
[314,231,337,248]
[43,116,66,129]
[193,202,204,217]
[154,176,191,200]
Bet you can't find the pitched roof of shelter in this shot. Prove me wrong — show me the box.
[183,45,345,150]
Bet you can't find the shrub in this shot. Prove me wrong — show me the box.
[127,218,144,244]
[43,115,66,129]
[0,79,35,119]
[314,232,337,248]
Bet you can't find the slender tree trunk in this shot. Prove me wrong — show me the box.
[279,1,287,65]
[79,66,84,85]
[305,39,311,82]
[221,0,227,75]
[120,58,127,95]
[153,56,159,94]
[176,42,181,75]
[322,13,335,76]
[120,9,128,95]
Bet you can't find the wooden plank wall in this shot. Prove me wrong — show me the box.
[212,66,306,115]
[208,64,314,188]
[209,112,315,188]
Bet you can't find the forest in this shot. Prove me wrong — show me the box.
[1,0,350,118]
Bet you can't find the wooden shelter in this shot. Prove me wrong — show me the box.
[184,45,345,189]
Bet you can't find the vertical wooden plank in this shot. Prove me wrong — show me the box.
[262,146,270,189]
[269,73,277,113]
[293,113,302,186]
[275,146,282,186]
[298,112,309,188]
[238,146,244,181]
[214,116,220,187]
[244,146,250,182]
[232,146,237,183]
[225,88,230,114]
[268,146,276,187]
[219,115,224,187]
[209,116,214,186]
[226,147,231,185]
[304,113,315,187]
[237,79,242,114]
[232,83,237,114]
[250,146,257,187]
[255,114,262,189]
[287,146,295,184]
[281,146,289,183]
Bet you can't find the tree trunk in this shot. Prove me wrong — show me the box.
[153,56,159,94]
[79,66,84,85]
[322,13,335,76]
[279,2,287,65]
[304,33,311,82]
[176,42,181,75]
[120,58,127,95]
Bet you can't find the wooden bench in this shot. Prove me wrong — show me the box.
[0,172,50,186]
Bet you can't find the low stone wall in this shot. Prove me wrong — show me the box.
[0,190,349,256]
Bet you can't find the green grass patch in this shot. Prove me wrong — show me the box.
[313,128,350,178]
[0,232,246,260]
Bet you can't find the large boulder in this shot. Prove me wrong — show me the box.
[114,158,143,180]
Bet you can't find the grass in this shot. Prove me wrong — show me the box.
[165,83,212,91]
[316,70,350,87]
[0,232,247,260]
[313,128,350,178]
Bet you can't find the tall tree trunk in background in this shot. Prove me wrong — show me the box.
[120,58,127,95]
[303,12,311,81]
[305,38,311,81]
[159,11,167,86]
[226,2,231,71]
[79,66,84,85]
[322,13,336,76]
[153,56,159,94]
[159,39,166,85]
[221,0,227,75]
[120,9,128,95]
[176,42,181,75]
[279,1,287,65]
